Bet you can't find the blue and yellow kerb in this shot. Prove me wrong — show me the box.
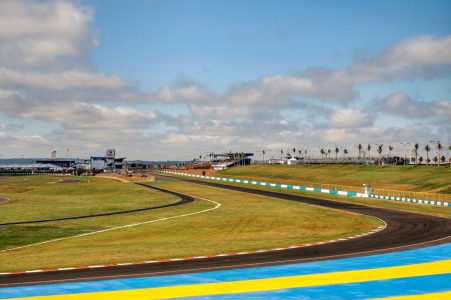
[1,243,450,299]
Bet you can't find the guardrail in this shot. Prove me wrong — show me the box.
[159,170,450,208]
[0,172,73,176]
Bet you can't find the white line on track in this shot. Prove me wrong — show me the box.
[0,186,221,253]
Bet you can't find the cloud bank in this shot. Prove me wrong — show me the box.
[0,0,449,159]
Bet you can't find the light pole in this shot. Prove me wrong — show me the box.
[430,140,441,166]
[400,142,408,165]
[353,145,358,161]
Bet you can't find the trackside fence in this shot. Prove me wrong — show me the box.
[159,170,450,208]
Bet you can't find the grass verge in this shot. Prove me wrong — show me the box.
[219,165,451,194]
[0,180,380,272]
[173,175,451,218]
[0,176,176,223]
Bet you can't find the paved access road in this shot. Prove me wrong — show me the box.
[1,175,450,287]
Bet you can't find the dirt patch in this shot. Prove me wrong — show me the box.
[0,197,9,204]
[58,178,81,184]
[0,177,10,182]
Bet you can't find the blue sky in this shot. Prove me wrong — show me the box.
[0,0,450,160]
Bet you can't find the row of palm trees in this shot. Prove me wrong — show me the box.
[278,142,450,166]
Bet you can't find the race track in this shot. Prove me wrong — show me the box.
[1,175,450,288]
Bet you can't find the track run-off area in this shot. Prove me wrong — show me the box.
[0,174,450,299]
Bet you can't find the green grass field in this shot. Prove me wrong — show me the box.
[189,176,451,218]
[0,177,380,272]
[219,164,451,194]
[0,176,178,250]
[0,176,176,223]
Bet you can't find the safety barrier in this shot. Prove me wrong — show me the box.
[0,173,73,176]
[159,170,450,208]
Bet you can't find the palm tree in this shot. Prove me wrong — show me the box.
[413,143,419,165]
[343,149,348,158]
[377,144,383,164]
[335,147,339,160]
[437,142,443,166]
[425,145,431,166]
[440,155,446,164]
[433,156,438,164]
[320,148,325,160]
[367,144,372,161]
[298,149,302,159]
[419,156,424,164]
[262,150,266,164]
[388,145,393,159]
[327,149,331,160]
[280,149,283,160]
[358,144,363,160]
[292,148,296,158]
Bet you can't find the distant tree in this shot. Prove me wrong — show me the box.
[419,156,424,164]
[298,149,302,158]
[437,142,443,166]
[358,144,363,160]
[327,149,331,159]
[433,156,438,164]
[425,145,431,166]
[377,144,383,164]
[367,144,372,161]
[292,148,296,157]
[335,147,339,160]
[441,155,446,163]
[320,148,325,160]
[413,143,419,165]
[388,145,393,159]
[343,149,348,158]
[280,149,283,160]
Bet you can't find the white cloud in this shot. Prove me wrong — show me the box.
[373,92,451,118]
[329,108,372,128]
[382,35,451,65]
[0,0,95,69]
[0,68,126,90]
[0,1,449,159]
[157,84,216,103]
[226,35,451,105]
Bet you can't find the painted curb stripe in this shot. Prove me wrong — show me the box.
[0,226,384,276]
[179,274,451,300]
[371,290,451,300]
[2,243,449,299]
[7,260,450,300]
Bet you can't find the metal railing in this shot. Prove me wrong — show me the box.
[372,188,451,202]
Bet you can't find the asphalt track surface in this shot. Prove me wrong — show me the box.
[1,175,450,287]
[0,183,194,226]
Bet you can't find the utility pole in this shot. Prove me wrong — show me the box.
[400,142,410,165]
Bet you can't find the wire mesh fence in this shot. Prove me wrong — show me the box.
[372,188,451,202]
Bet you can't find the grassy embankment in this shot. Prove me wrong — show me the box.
[210,165,450,218]
[0,177,380,272]
[220,164,451,194]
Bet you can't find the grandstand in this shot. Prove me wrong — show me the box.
[211,152,253,170]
